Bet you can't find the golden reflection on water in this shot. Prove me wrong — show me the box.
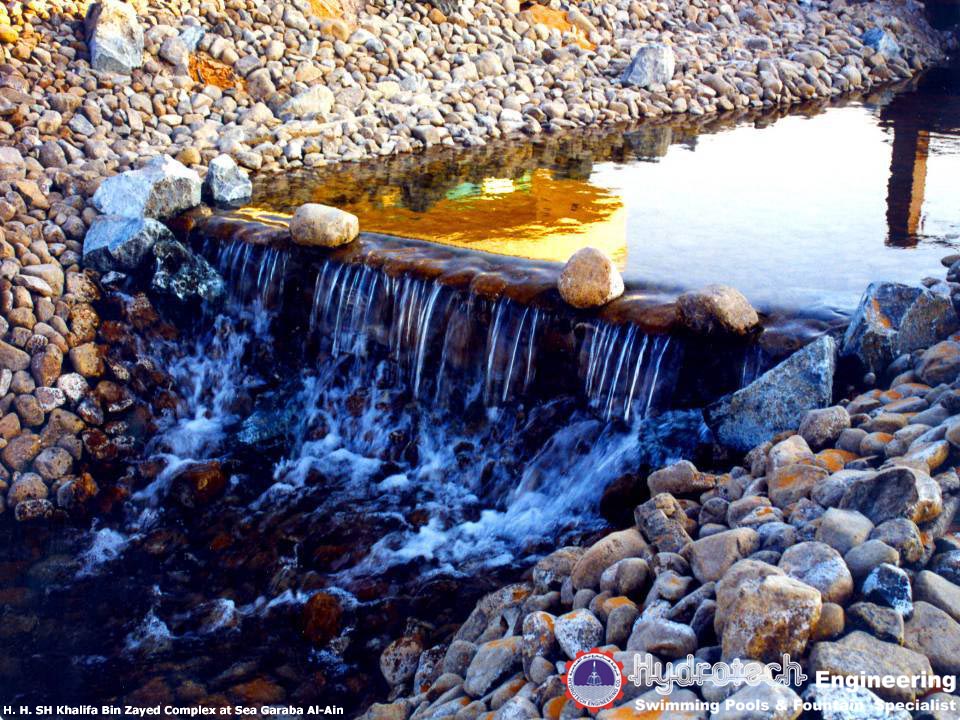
[253,167,628,266]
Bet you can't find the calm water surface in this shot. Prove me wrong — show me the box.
[254,64,960,315]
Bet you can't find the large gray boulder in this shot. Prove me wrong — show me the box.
[706,335,836,452]
[83,215,174,272]
[84,0,144,74]
[93,155,201,221]
[203,154,252,207]
[151,239,225,307]
[621,44,675,88]
[841,282,958,375]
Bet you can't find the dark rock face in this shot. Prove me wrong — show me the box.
[83,215,174,272]
[841,282,958,375]
[706,335,836,452]
[839,466,942,525]
[151,239,225,307]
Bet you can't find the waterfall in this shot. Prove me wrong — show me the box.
[201,238,685,420]
[581,322,680,422]
[207,237,290,310]
[305,259,545,407]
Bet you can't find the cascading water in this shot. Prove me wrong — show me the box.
[5,235,731,709]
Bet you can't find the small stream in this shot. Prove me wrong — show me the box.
[2,64,960,715]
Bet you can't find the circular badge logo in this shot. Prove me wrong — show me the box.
[562,648,624,710]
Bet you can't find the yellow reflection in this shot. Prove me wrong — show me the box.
[301,168,627,266]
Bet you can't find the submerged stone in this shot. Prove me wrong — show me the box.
[706,335,836,452]
[677,284,760,336]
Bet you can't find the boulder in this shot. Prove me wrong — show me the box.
[571,527,647,589]
[380,634,423,687]
[83,215,174,272]
[903,602,960,675]
[289,204,359,248]
[917,341,960,386]
[914,570,960,623]
[711,679,802,720]
[838,466,942,525]
[85,0,144,74]
[690,528,759,583]
[846,602,904,644]
[204,155,253,207]
[280,85,336,118]
[463,637,521,697]
[151,239,226,307]
[809,631,932,702]
[721,573,822,662]
[799,406,850,450]
[554,608,603,658]
[841,282,958,375]
[0,341,30,372]
[627,618,697,659]
[0,147,25,180]
[768,463,828,508]
[621,44,675,88]
[802,684,911,720]
[557,247,624,309]
[862,563,912,616]
[677,284,760,336]
[706,336,836,452]
[715,560,785,633]
[92,155,201,221]
[815,508,874,555]
[779,542,853,604]
[862,27,901,59]
[647,460,713,496]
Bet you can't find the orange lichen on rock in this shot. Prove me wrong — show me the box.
[543,696,568,720]
[189,52,244,91]
[817,448,857,472]
[520,4,594,49]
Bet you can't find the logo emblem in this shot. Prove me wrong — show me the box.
[562,648,624,710]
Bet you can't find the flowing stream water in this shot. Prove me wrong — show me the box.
[2,64,960,714]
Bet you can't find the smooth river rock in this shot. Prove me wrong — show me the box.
[677,284,760,336]
[289,204,359,247]
[557,247,624,309]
